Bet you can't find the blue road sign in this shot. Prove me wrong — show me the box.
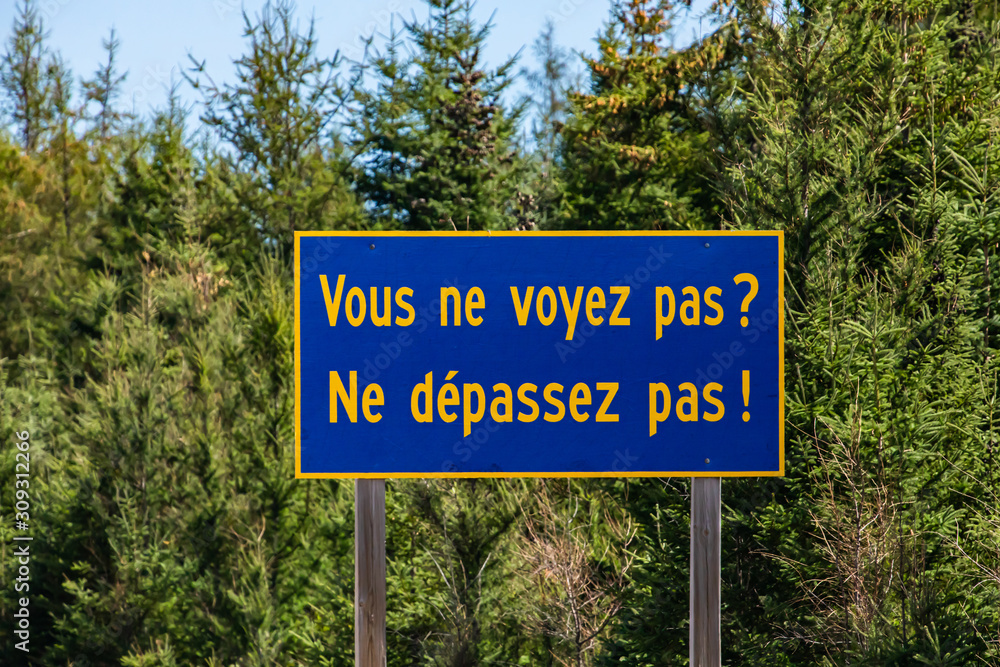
[295,231,783,478]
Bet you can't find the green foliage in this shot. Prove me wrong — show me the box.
[351,0,524,231]
[187,0,366,261]
[556,0,721,230]
[1,0,53,152]
[713,0,1000,663]
[3,0,1000,665]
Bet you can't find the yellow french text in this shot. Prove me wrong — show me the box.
[330,370,357,423]
[319,274,346,326]
[595,382,620,422]
[362,383,384,423]
[543,383,566,422]
[609,286,630,325]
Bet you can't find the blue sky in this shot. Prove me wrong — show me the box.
[1,0,716,118]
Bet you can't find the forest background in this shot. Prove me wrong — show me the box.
[1,0,999,664]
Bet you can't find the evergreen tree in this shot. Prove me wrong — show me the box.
[519,20,576,229]
[716,0,1000,662]
[82,28,129,141]
[523,19,572,170]
[1,0,51,152]
[188,0,365,261]
[3,2,1000,665]
[353,0,524,231]
[557,0,722,230]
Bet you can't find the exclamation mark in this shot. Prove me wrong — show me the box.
[742,371,750,422]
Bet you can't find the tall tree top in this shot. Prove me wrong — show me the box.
[352,0,524,231]
[2,0,52,152]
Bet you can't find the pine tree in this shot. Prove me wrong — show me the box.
[716,0,1000,662]
[520,20,575,229]
[3,2,1000,665]
[353,0,524,231]
[1,0,51,152]
[557,0,723,230]
[188,0,365,260]
[82,28,129,141]
[47,54,75,237]
[523,20,572,171]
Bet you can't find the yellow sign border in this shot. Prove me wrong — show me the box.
[294,230,784,479]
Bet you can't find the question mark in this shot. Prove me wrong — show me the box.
[733,273,758,327]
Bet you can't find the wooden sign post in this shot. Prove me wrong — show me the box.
[355,479,386,667]
[690,477,721,666]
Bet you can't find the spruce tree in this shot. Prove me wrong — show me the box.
[520,20,575,229]
[1,0,51,152]
[557,0,722,230]
[82,28,129,141]
[188,0,365,260]
[352,0,524,231]
[715,0,1000,662]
